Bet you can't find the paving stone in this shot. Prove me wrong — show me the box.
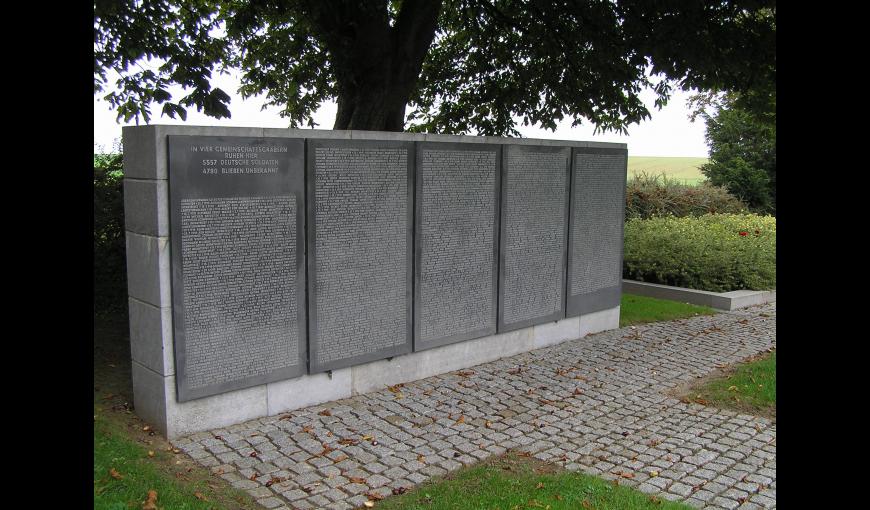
[346,495,370,508]
[306,494,331,507]
[246,487,273,499]
[365,474,391,488]
[280,488,307,501]
[256,497,284,509]
[712,496,741,509]
[322,487,347,502]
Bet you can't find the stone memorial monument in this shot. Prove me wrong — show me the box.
[123,126,627,438]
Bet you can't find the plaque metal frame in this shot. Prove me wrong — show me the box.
[497,144,571,333]
[168,135,307,402]
[414,141,502,351]
[566,146,628,317]
[306,138,415,373]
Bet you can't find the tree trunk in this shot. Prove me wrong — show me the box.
[303,0,442,132]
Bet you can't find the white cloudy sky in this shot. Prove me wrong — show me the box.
[94,70,709,157]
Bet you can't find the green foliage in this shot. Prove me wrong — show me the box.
[94,151,127,314]
[619,294,716,328]
[623,214,776,292]
[95,1,776,134]
[700,97,776,214]
[625,172,747,220]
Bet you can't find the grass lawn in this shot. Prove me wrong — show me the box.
[620,293,716,327]
[377,452,692,510]
[679,350,776,419]
[627,156,708,186]
[93,312,260,510]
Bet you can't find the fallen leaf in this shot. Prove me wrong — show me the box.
[455,415,465,424]
[318,409,332,416]
[249,472,258,481]
[142,490,158,510]
[109,468,123,480]
[485,420,493,428]
[349,476,367,484]
[147,451,155,458]
[417,455,425,462]
[362,435,374,441]
[338,438,359,446]
[581,500,592,509]
[650,470,659,477]
[363,502,375,508]
[279,414,293,420]
[142,426,151,432]
[573,388,583,395]
[302,427,314,434]
[367,492,385,501]
[457,370,474,377]
[536,482,545,489]
[194,492,207,501]
[392,487,408,495]
[333,455,348,463]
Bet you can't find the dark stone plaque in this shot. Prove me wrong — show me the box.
[168,136,306,402]
[415,142,501,351]
[307,139,414,373]
[566,147,627,316]
[497,145,570,332]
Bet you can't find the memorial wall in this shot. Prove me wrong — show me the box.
[123,126,626,437]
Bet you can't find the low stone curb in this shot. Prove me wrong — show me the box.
[622,280,776,311]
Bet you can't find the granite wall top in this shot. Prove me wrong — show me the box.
[122,124,626,149]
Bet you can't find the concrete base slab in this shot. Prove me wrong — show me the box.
[351,328,535,395]
[267,369,352,415]
[622,280,775,311]
[578,306,621,338]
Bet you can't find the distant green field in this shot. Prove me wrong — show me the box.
[628,156,708,185]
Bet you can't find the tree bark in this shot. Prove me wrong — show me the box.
[303,0,442,131]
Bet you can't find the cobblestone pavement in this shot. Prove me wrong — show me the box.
[175,303,776,510]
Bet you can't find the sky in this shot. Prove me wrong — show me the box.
[94,70,710,157]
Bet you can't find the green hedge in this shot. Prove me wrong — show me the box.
[623,213,775,292]
[626,172,747,220]
[94,153,127,314]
